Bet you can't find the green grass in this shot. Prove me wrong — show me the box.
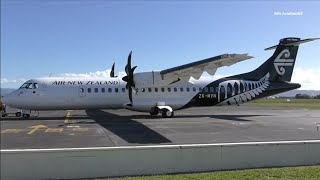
[246,98,320,109]
[101,166,320,180]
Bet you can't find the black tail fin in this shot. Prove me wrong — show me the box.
[236,37,319,82]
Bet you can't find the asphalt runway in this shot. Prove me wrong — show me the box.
[1,106,320,149]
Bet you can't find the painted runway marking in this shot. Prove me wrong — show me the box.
[73,128,88,132]
[64,110,72,124]
[1,129,23,134]
[27,125,48,135]
[45,128,64,133]
[1,125,89,135]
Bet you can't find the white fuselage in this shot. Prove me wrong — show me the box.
[3,77,210,112]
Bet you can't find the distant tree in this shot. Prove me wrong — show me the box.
[295,93,311,99]
[314,94,320,99]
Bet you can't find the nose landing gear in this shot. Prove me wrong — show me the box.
[14,110,38,119]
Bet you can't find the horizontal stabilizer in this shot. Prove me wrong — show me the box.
[265,38,320,51]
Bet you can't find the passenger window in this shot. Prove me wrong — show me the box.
[174,87,177,92]
[94,88,98,93]
[204,87,208,93]
[122,88,126,92]
[115,88,118,93]
[199,87,202,92]
[186,87,190,92]
[227,87,231,93]
[101,88,105,93]
[193,87,196,92]
[155,88,158,92]
[210,87,214,93]
[88,88,91,93]
[148,88,152,92]
[108,88,112,92]
[34,83,38,89]
[180,87,184,92]
[215,87,219,92]
[141,88,145,92]
[161,88,165,92]
[167,87,171,92]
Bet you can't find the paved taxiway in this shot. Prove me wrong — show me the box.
[1,106,320,149]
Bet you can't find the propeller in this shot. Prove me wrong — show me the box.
[110,62,116,77]
[122,51,137,105]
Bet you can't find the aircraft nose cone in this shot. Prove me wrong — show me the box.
[2,94,14,107]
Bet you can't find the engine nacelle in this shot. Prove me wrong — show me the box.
[133,71,173,87]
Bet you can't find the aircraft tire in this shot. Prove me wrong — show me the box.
[162,109,174,118]
[22,114,30,119]
[150,108,159,115]
[16,112,21,117]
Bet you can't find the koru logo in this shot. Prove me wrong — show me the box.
[273,49,294,75]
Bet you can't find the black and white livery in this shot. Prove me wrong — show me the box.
[2,37,319,118]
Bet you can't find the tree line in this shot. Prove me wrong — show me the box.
[295,94,320,99]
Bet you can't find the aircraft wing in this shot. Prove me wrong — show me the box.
[159,53,253,82]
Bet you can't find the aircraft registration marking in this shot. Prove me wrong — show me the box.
[198,93,216,99]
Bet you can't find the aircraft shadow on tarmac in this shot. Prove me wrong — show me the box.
[0,112,268,122]
[84,109,172,144]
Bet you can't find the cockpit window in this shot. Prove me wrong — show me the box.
[19,83,38,89]
[19,83,29,89]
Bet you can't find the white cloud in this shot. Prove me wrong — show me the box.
[58,69,127,78]
[1,78,27,84]
[1,78,17,84]
[292,67,320,90]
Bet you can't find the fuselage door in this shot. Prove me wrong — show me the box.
[79,85,86,97]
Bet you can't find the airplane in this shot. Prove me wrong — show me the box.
[1,37,319,118]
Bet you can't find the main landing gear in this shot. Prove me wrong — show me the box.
[150,106,174,118]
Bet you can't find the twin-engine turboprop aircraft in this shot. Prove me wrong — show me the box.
[2,37,319,118]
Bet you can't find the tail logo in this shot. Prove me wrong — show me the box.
[273,49,294,75]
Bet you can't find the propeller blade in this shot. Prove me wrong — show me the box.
[122,76,129,82]
[128,87,133,104]
[127,51,132,68]
[123,51,135,105]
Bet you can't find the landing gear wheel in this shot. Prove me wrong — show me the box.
[16,112,22,117]
[162,109,174,118]
[150,108,159,116]
[22,114,30,119]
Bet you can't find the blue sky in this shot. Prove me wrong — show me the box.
[1,0,320,89]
